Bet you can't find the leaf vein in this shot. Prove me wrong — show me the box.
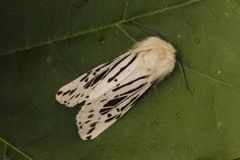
[52,45,78,76]
[122,0,129,20]
[116,24,136,42]
[184,65,240,91]
[0,137,32,160]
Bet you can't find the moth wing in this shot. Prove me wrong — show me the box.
[76,70,153,140]
[55,51,131,107]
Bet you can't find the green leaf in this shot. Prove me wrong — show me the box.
[1,0,240,159]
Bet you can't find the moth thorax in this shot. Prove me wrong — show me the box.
[141,39,176,78]
[142,49,173,69]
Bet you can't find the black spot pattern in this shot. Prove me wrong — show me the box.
[75,93,80,98]
[95,59,115,72]
[112,75,148,92]
[57,91,63,95]
[89,109,94,113]
[78,100,86,106]
[108,55,137,82]
[69,88,77,95]
[62,90,70,96]
[89,69,110,87]
[85,120,90,124]
[80,72,91,82]
[87,127,95,134]
[86,135,92,140]
[101,54,131,81]
[103,96,127,107]
[88,114,94,119]
[69,95,74,100]
[90,122,98,127]
[100,99,107,102]
[115,114,121,119]
[119,83,147,96]
[100,108,112,115]
[105,115,117,123]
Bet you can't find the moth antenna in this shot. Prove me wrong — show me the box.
[132,21,163,38]
[176,57,192,94]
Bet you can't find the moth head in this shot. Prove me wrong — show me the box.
[135,36,176,79]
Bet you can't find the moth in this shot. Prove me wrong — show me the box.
[56,36,176,140]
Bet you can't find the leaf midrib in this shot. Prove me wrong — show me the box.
[0,0,202,56]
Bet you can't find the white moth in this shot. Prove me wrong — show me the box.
[56,36,176,140]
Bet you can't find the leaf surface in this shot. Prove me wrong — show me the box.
[1,0,240,159]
